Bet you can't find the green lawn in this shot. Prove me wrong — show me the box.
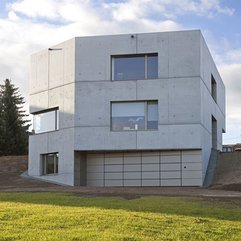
[1,193,241,240]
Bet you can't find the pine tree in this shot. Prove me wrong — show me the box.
[0,79,30,156]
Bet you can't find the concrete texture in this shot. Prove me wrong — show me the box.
[29,30,225,187]
[213,152,241,186]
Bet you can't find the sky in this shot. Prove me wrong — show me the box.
[0,0,240,144]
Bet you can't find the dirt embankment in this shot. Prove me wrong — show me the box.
[212,152,241,191]
[0,155,28,173]
[0,155,60,191]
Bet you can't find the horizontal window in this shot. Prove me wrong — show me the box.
[111,101,158,131]
[33,108,59,134]
[42,153,58,175]
[112,53,158,81]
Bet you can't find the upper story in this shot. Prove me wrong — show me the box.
[30,30,225,150]
[30,30,225,105]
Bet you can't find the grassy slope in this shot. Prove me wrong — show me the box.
[0,193,241,241]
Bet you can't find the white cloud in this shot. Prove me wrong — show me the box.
[0,0,238,142]
[104,0,234,21]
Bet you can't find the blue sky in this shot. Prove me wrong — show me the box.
[0,0,240,144]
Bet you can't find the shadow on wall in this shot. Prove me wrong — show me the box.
[0,192,241,222]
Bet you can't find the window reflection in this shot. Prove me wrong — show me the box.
[33,108,59,134]
[42,153,58,175]
[147,55,158,79]
[114,56,145,80]
[111,101,158,131]
[147,102,158,129]
[112,53,158,80]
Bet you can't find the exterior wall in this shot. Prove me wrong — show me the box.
[28,38,76,186]
[200,34,226,179]
[28,30,225,187]
[74,31,202,152]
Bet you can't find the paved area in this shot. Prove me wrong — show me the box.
[1,172,241,199]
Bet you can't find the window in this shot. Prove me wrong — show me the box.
[212,116,217,149]
[42,153,58,175]
[111,101,158,131]
[33,108,59,134]
[211,74,217,102]
[112,53,158,80]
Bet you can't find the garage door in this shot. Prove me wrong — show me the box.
[86,150,202,187]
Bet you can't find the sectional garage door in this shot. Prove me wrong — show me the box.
[86,151,202,187]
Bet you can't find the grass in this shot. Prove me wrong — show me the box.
[0,193,241,240]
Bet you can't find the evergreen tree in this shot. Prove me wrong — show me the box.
[0,79,30,156]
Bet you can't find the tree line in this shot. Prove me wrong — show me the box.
[0,79,30,156]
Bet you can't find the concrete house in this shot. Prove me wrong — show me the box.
[28,30,225,187]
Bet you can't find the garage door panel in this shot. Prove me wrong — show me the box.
[124,179,141,186]
[124,152,141,157]
[124,156,141,164]
[182,154,201,163]
[182,150,201,156]
[161,163,181,171]
[161,151,181,156]
[161,171,181,179]
[105,152,123,158]
[105,157,123,165]
[142,179,159,186]
[142,164,159,171]
[182,162,201,171]
[142,152,159,156]
[182,178,202,186]
[142,171,159,179]
[182,170,202,179]
[161,155,181,163]
[87,153,104,158]
[161,179,181,186]
[87,165,104,173]
[142,156,159,164]
[124,172,141,179]
[105,172,123,180]
[124,164,141,172]
[87,179,104,187]
[87,172,104,180]
[105,179,123,186]
[105,164,123,172]
[87,158,104,166]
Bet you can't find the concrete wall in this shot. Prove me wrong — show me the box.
[28,38,76,186]
[29,30,225,186]
[199,34,225,179]
[74,31,202,152]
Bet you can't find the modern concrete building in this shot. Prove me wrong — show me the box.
[28,30,225,187]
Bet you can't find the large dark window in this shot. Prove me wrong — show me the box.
[42,153,58,175]
[111,101,158,131]
[33,108,59,134]
[112,53,158,80]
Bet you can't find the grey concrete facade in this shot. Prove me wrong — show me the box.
[28,30,225,187]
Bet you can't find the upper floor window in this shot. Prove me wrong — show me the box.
[33,108,59,134]
[211,74,217,103]
[112,53,158,81]
[111,101,158,131]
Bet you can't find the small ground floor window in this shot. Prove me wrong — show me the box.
[42,153,58,175]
